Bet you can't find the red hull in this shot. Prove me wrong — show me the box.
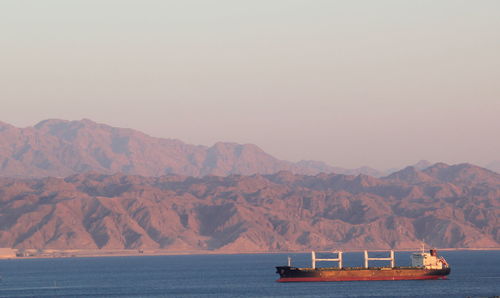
[278,275,447,282]
[276,266,451,282]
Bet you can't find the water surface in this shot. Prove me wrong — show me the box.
[0,250,499,297]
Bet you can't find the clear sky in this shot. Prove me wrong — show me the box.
[1,0,499,170]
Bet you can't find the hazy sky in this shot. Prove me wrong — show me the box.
[1,1,499,169]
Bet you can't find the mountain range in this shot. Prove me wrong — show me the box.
[0,119,498,251]
[0,163,498,251]
[0,119,385,178]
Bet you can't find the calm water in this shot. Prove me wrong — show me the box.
[0,250,499,297]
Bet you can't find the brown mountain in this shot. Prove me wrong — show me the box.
[422,163,500,185]
[0,119,378,178]
[0,163,498,251]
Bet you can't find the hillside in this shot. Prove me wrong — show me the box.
[0,163,498,251]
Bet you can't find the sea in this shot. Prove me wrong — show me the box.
[0,250,499,297]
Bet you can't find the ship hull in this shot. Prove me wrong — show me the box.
[276,266,450,282]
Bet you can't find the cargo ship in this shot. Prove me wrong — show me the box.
[276,249,450,282]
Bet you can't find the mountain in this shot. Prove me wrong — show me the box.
[412,160,433,171]
[422,163,500,185]
[0,163,498,251]
[384,166,436,184]
[0,119,378,178]
[383,160,433,177]
[296,161,383,177]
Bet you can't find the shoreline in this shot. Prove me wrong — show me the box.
[2,247,499,260]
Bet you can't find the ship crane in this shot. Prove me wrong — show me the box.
[311,251,343,269]
[364,250,395,268]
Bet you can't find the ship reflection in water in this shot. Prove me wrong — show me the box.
[276,249,450,282]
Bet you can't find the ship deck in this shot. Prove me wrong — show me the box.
[293,266,420,271]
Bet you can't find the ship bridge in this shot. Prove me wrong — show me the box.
[411,249,449,269]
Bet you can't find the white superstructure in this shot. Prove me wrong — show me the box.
[411,249,448,269]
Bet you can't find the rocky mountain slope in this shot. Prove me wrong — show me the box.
[1,163,498,251]
[0,119,380,178]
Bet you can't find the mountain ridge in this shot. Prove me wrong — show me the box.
[2,119,497,178]
[0,119,383,178]
[0,163,498,251]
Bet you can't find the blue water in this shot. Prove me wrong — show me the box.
[0,250,499,297]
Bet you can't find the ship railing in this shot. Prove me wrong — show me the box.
[311,251,343,269]
[364,250,395,268]
[439,256,449,267]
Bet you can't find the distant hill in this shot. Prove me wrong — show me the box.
[0,119,379,178]
[0,163,498,251]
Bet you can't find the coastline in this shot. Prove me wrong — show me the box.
[2,247,499,260]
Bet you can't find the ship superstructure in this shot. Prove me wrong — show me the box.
[411,248,449,269]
